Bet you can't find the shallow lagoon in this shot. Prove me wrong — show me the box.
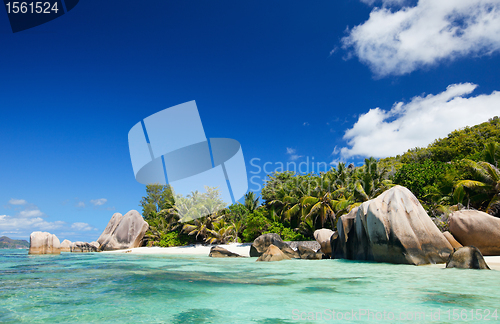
[1,249,499,323]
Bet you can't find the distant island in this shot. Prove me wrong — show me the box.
[0,236,29,249]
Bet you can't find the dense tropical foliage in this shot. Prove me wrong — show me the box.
[140,116,500,246]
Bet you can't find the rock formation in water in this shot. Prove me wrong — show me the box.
[250,233,298,258]
[70,241,99,252]
[97,210,149,251]
[449,210,500,256]
[256,244,291,262]
[297,245,323,260]
[209,246,243,257]
[28,231,61,254]
[60,239,72,252]
[332,185,453,265]
[446,246,490,269]
[313,229,334,257]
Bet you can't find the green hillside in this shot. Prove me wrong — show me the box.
[0,236,29,249]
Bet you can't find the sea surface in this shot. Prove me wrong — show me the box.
[1,249,499,323]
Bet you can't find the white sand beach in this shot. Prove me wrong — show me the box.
[101,243,253,257]
[103,245,500,270]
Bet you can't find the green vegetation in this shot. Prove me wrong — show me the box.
[0,236,29,249]
[140,116,500,246]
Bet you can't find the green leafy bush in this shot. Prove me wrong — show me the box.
[158,231,190,247]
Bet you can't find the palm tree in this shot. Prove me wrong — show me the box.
[454,159,500,216]
[244,191,260,212]
[352,157,394,202]
[205,219,235,244]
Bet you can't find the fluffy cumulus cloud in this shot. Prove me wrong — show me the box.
[90,198,107,206]
[341,83,500,158]
[71,222,96,231]
[343,0,500,77]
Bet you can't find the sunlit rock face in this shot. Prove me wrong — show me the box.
[449,210,500,256]
[314,229,334,257]
[97,210,149,251]
[256,244,291,262]
[28,231,61,255]
[334,186,453,265]
[250,233,298,259]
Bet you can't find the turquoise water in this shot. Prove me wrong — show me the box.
[1,249,499,323]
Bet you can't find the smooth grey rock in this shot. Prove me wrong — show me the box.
[256,244,291,262]
[333,186,453,265]
[314,229,334,256]
[446,246,490,269]
[449,210,500,256]
[29,231,61,255]
[209,246,243,258]
[97,210,149,251]
[70,241,98,253]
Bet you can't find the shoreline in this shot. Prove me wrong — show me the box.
[101,244,500,270]
[101,243,253,257]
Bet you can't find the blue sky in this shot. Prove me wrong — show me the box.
[1,0,500,242]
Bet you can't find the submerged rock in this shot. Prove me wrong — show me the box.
[29,231,61,255]
[313,229,334,257]
[297,245,323,260]
[449,210,500,256]
[250,233,298,258]
[446,246,490,270]
[256,244,291,262]
[97,210,149,251]
[60,239,72,252]
[209,246,243,258]
[333,186,453,265]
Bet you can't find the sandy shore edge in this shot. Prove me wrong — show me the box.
[101,243,253,257]
[102,246,500,269]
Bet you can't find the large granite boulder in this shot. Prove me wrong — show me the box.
[443,231,463,249]
[70,241,99,253]
[449,210,500,256]
[256,244,291,262]
[313,229,334,257]
[29,231,61,254]
[209,246,243,258]
[333,186,453,265]
[446,246,490,270]
[97,210,149,251]
[250,233,298,258]
[297,245,323,260]
[60,239,72,252]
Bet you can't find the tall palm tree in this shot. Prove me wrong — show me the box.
[454,159,500,215]
[244,191,260,212]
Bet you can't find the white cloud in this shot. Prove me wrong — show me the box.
[341,83,500,158]
[343,0,500,77]
[71,222,96,231]
[76,201,85,208]
[303,122,310,126]
[90,198,107,206]
[0,214,65,232]
[9,198,27,205]
[286,147,303,161]
[19,209,44,218]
